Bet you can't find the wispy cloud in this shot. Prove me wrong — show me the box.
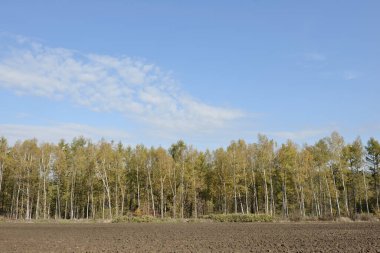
[343,71,359,80]
[265,129,328,141]
[304,52,326,62]
[0,123,130,144]
[0,35,245,137]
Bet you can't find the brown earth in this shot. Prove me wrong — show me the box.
[0,222,379,252]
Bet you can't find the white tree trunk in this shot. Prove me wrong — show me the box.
[160,176,164,219]
[324,174,333,217]
[330,166,340,217]
[147,165,155,217]
[263,168,269,215]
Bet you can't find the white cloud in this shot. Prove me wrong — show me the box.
[0,37,245,136]
[0,123,130,144]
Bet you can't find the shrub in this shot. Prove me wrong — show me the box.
[317,215,335,221]
[133,208,144,217]
[335,217,352,223]
[288,213,302,222]
[207,213,273,222]
[353,213,379,222]
[112,215,159,223]
[373,210,380,220]
[302,216,318,222]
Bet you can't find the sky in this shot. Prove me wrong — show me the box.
[0,0,379,149]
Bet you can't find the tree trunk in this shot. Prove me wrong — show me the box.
[70,167,76,220]
[115,176,118,217]
[136,165,140,209]
[233,166,237,214]
[121,187,125,216]
[330,166,341,217]
[43,165,47,219]
[375,173,380,213]
[146,178,150,215]
[102,192,105,220]
[250,169,258,214]
[160,176,164,219]
[55,197,59,219]
[169,165,177,218]
[282,169,288,217]
[310,178,318,216]
[86,192,90,219]
[57,184,61,219]
[362,169,369,214]
[300,185,306,217]
[180,160,185,219]
[192,161,197,218]
[263,168,269,215]
[324,174,333,217]
[91,184,95,219]
[15,183,20,219]
[173,193,176,218]
[294,179,301,216]
[35,181,40,219]
[10,183,16,218]
[0,162,3,204]
[270,175,275,216]
[105,179,112,219]
[223,181,227,214]
[64,200,67,219]
[238,192,244,214]
[26,175,30,219]
[147,165,155,217]
[243,165,249,214]
[341,169,349,216]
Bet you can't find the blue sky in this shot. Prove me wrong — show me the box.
[0,0,379,149]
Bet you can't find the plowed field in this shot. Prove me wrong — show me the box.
[0,222,379,252]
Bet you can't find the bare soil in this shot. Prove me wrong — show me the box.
[0,222,379,252]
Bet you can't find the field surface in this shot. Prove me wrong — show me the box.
[0,222,379,252]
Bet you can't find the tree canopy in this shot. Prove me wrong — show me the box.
[0,133,379,220]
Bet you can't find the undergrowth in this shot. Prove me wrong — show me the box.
[112,215,159,223]
[205,214,274,222]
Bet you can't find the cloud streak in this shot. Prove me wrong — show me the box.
[343,71,359,80]
[0,123,130,144]
[0,36,245,136]
[265,129,329,141]
[304,52,326,62]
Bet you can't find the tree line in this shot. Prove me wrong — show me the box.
[0,132,379,220]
